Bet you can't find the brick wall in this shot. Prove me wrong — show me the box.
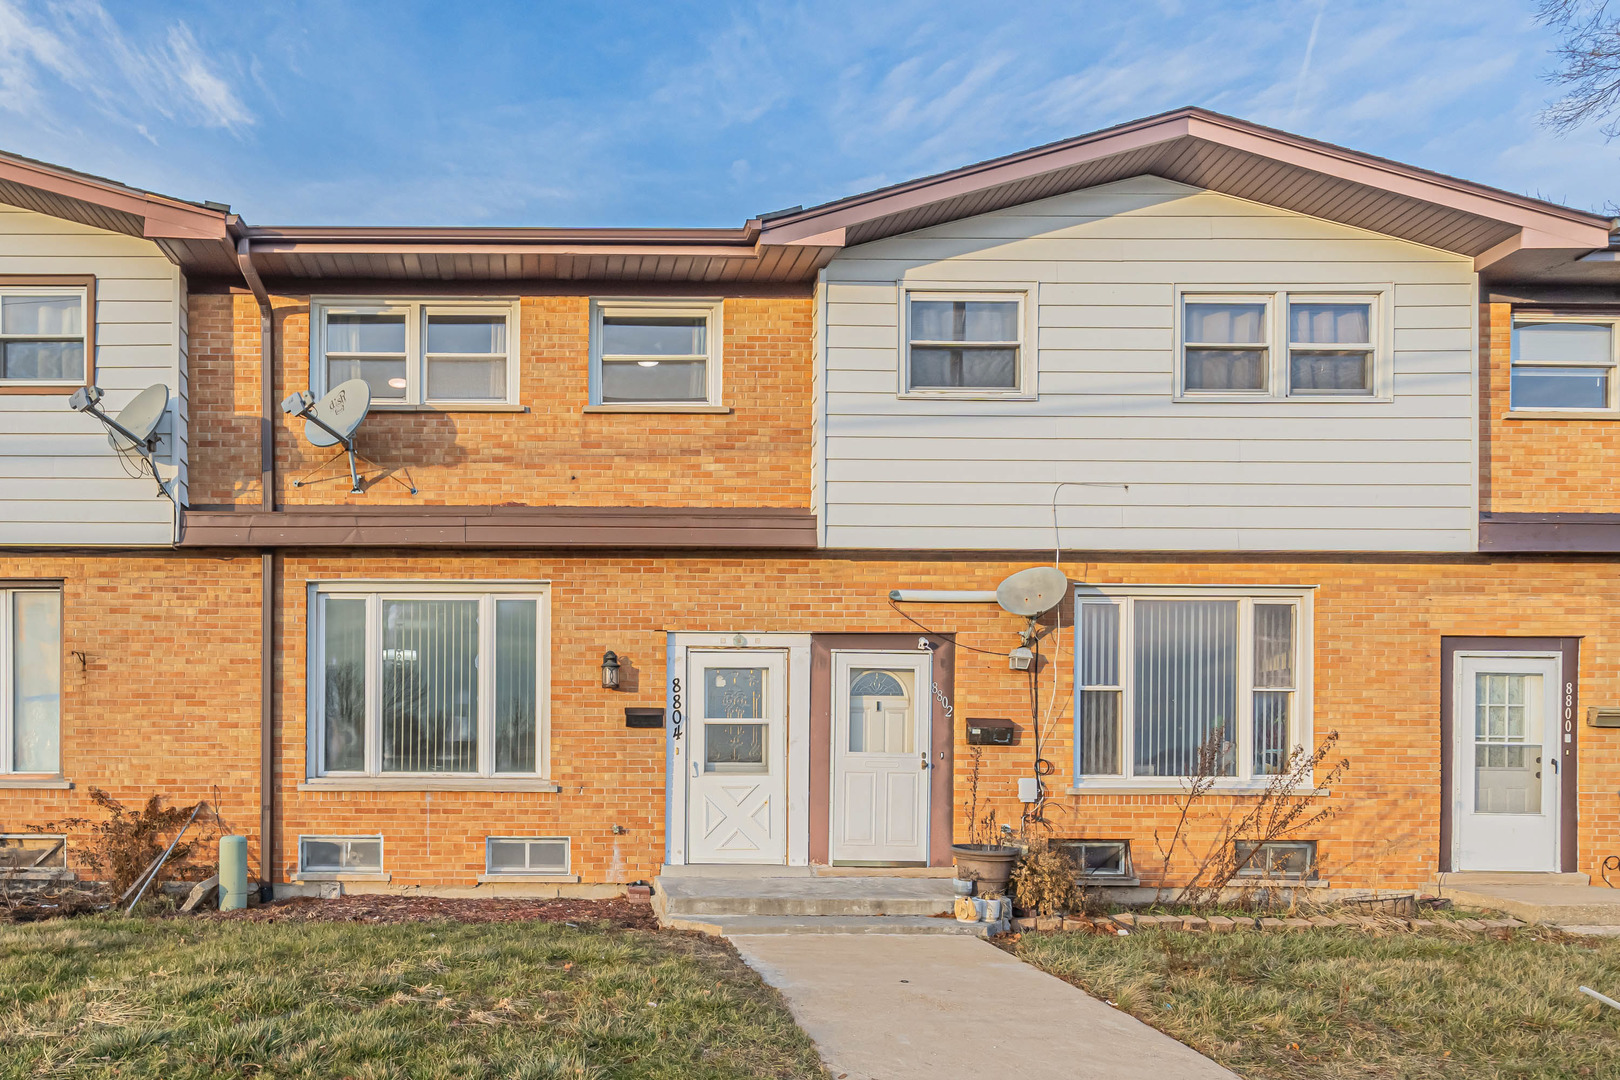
[1481,301,1620,512]
[6,550,1618,892]
[185,293,813,509]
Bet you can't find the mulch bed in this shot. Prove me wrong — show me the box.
[196,893,659,929]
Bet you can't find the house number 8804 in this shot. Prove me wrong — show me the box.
[671,677,684,739]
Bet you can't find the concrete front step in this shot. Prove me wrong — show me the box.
[665,913,990,937]
[1429,874,1620,925]
[655,874,956,918]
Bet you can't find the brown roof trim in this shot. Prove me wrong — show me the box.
[242,224,762,245]
[757,106,1610,255]
[177,505,818,549]
[1478,512,1620,553]
[0,148,230,241]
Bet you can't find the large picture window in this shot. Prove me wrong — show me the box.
[1,588,61,775]
[309,583,549,779]
[1074,589,1309,784]
[312,299,519,407]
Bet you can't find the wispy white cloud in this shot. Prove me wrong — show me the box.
[0,0,253,135]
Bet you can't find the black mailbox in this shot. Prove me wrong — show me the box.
[625,707,665,729]
[966,717,1015,746]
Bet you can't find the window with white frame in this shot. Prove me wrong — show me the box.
[1180,290,1382,398]
[1,588,61,775]
[1075,591,1308,782]
[1051,839,1133,880]
[590,300,722,406]
[1,286,88,385]
[312,299,519,406]
[904,291,1025,394]
[485,836,569,876]
[1510,317,1619,411]
[310,583,548,778]
[299,835,383,874]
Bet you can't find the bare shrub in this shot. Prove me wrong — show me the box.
[1009,837,1080,917]
[32,789,216,894]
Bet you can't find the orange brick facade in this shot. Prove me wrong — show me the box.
[185,291,813,510]
[4,550,1619,892]
[1480,301,1620,513]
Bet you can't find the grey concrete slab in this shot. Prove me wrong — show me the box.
[1433,881,1620,924]
[657,875,954,916]
[666,914,989,936]
[733,934,1238,1080]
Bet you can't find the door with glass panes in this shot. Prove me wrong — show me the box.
[686,651,788,864]
[1453,654,1561,872]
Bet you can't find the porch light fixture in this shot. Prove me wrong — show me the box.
[1008,646,1034,671]
[601,650,621,690]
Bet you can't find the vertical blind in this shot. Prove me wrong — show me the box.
[494,599,538,773]
[1078,603,1121,774]
[381,599,480,774]
[1133,600,1238,777]
[322,597,367,771]
[11,591,60,773]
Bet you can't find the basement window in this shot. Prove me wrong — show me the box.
[485,837,570,876]
[1234,840,1317,880]
[1052,839,1132,880]
[298,835,384,875]
[0,833,66,872]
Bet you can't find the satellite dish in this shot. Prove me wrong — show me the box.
[996,566,1069,617]
[302,379,370,448]
[280,378,414,495]
[107,384,169,453]
[66,382,173,500]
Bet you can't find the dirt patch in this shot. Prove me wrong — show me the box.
[1,886,113,923]
[196,893,659,929]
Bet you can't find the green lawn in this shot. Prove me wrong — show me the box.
[1014,925,1620,1079]
[0,915,826,1080]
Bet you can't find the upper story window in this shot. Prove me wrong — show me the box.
[1179,289,1384,399]
[2,588,61,776]
[590,300,722,407]
[904,290,1026,395]
[313,299,519,407]
[309,582,549,779]
[1510,318,1618,412]
[1075,588,1310,785]
[0,283,90,389]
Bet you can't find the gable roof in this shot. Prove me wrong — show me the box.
[756,107,1613,270]
[0,108,1610,284]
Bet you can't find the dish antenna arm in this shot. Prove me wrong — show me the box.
[68,385,172,501]
[282,391,363,493]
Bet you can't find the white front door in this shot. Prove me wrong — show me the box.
[1453,654,1561,872]
[686,651,788,864]
[831,651,931,864]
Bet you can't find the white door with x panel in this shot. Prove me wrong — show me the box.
[686,650,788,864]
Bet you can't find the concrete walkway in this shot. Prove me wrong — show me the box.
[732,934,1238,1080]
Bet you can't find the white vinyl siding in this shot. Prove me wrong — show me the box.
[817,177,1477,553]
[0,206,184,544]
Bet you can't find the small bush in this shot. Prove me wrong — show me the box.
[33,788,215,894]
[1009,839,1079,917]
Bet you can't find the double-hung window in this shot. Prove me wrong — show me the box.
[1510,317,1619,412]
[1179,289,1384,398]
[313,299,518,407]
[310,583,549,779]
[903,290,1027,395]
[1075,588,1310,784]
[590,300,722,406]
[1,588,61,775]
[0,282,90,389]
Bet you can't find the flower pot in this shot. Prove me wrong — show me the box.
[950,843,1019,898]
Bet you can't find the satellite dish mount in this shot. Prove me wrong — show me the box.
[281,379,416,495]
[995,566,1069,667]
[69,384,173,501]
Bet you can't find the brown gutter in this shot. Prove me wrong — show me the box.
[236,236,276,895]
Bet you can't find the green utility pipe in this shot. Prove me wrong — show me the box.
[220,835,249,911]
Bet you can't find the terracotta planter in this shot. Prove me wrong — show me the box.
[950,843,1019,897]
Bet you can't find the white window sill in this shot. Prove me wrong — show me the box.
[294,872,391,883]
[1503,409,1620,420]
[582,404,732,414]
[475,873,580,884]
[299,777,560,793]
[1068,784,1332,797]
[368,403,528,413]
[1172,394,1391,405]
[0,776,73,790]
[897,391,1035,402]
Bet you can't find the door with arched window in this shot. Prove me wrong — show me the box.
[831,651,932,864]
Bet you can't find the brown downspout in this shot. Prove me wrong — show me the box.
[237,237,276,896]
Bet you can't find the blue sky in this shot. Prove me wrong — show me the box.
[0,0,1614,226]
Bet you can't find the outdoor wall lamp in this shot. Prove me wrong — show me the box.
[601,650,622,690]
[1008,646,1034,672]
